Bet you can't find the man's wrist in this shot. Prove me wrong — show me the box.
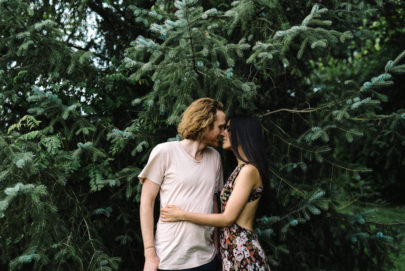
[144,247,157,257]
[144,245,155,250]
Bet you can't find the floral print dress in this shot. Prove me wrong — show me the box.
[219,164,270,271]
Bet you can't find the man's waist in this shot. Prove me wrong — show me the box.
[155,241,216,269]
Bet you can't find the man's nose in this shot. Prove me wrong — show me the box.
[219,129,225,137]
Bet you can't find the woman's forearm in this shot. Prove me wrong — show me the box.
[182,211,234,227]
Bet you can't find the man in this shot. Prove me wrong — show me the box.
[139,98,226,271]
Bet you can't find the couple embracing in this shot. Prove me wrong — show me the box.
[139,98,270,271]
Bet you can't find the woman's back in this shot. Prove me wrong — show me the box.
[220,163,263,231]
[219,164,270,270]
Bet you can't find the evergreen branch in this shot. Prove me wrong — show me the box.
[87,1,129,35]
[279,195,324,222]
[329,165,334,190]
[365,220,405,226]
[392,50,405,66]
[184,5,199,76]
[66,42,109,62]
[267,119,290,137]
[279,205,309,221]
[335,126,350,133]
[255,7,266,18]
[337,198,359,210]
[351,114,396,121]
[257,18,275,31]
[262,98,347,116]
[262,106,324,115]
[323,158,372,172]
[274,133,370,173]
[69,188,97,255]
[262,94,380,119]
[274,134,330,154]
[268,167,305,196]
[3,4,25,29]
[83,218,96,252]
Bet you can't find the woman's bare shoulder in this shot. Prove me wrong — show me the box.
[237,164,261,183]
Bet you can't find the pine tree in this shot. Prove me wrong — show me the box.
[1,0,404,270]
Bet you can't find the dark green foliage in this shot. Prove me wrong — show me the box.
[1,0,404,270]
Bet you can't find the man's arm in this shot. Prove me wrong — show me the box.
[140,179,161,271]
[212,194,220,252]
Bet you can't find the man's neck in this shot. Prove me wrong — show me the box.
[180,139,206,161]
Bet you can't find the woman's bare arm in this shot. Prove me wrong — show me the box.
[161,165,260,227]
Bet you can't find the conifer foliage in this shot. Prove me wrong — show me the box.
[1,0,404,270]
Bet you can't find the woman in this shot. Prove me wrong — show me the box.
[161,116,271,271]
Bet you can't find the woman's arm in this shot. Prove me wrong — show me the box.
[160,165,260,227]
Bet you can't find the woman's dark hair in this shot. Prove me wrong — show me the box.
[228,116,269,184]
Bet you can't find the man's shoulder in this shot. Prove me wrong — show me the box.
[153,141,178,154]
[155,141,178,150]
[156,141,178,148]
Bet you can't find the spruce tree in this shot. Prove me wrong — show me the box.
[1,0,404,270]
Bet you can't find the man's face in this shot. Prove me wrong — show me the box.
[201,110,226,147]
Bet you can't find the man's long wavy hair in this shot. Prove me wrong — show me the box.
[178,98,224,140]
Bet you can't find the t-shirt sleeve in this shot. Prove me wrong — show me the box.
[214,152,223,193]
[138,144,168,185]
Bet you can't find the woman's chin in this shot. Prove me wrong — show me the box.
[222,143,231,150]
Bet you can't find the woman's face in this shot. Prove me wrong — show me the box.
[222,120,232,150]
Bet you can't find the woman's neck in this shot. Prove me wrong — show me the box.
[236,158,246,166]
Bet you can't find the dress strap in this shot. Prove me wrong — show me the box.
[228,163,247,185]
[248,186,263,202]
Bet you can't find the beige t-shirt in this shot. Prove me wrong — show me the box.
[139,141,223,270]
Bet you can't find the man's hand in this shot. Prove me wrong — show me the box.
[144,248,160,271]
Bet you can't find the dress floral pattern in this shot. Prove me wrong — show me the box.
[219,164,270,271]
